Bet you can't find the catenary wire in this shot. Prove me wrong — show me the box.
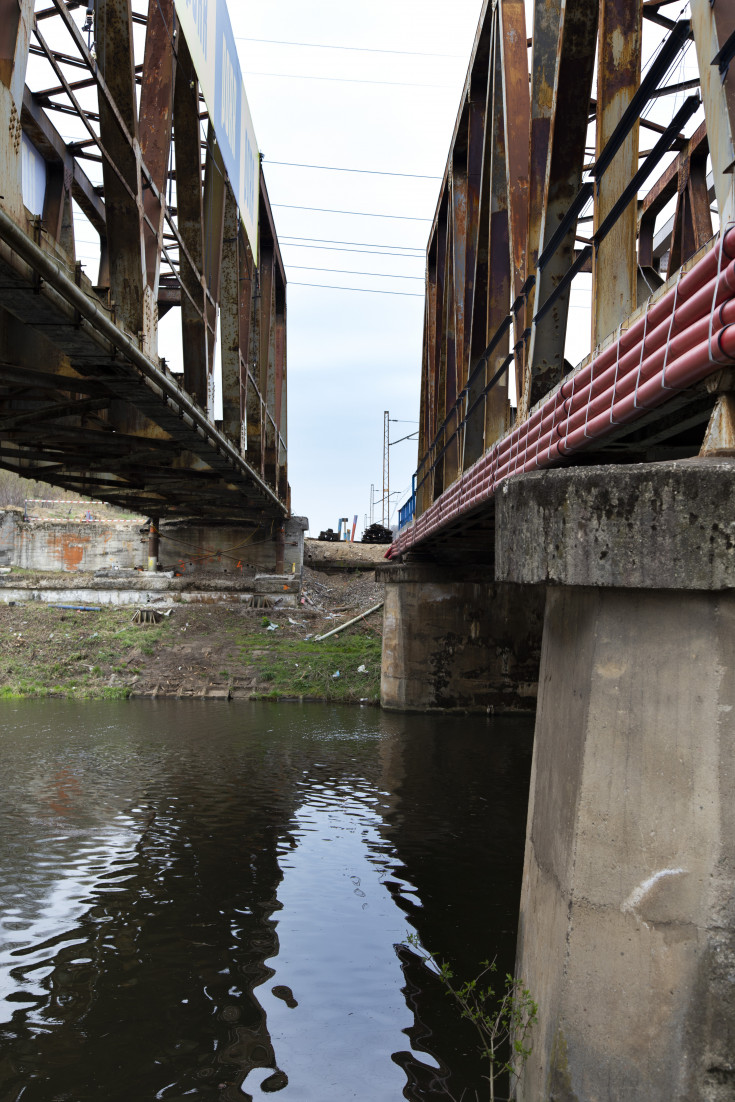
[264,159,440,180]
[279,235,424,251]
[289,282,423,297]
[285,264,423,279]
[273,204,431,221]
[281,242,426,259]
[244,70,453,89]
[235,36,465,59]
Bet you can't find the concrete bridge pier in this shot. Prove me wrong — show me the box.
[377,563,544,714]
[496,460,735,1101]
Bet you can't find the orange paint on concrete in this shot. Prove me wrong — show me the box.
[52,532,90,571]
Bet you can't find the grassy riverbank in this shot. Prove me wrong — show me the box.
[0,569,383,703]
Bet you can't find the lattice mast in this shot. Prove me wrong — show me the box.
[383,411,390,528]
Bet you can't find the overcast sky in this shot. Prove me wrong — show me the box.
[225,0,485,535]
[225,1,698,537]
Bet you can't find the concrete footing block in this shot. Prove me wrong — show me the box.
[377,563,544,713]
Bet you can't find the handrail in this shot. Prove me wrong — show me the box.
[412,15,694,518]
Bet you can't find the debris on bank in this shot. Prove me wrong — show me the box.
[0,566,383,704]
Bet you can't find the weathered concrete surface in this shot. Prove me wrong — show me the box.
[517,586,735,1102]
[0,587,299,607]
[1,509,142,571]
[0,569,300,607]
[159,516,307,578]
[497,459,735,1101]
[377,563,544,713]
[0,510,308,585]
[496,458,735,589]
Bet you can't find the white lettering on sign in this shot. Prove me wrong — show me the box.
[243,130,255,218]
[221,38,237,151]
[184,0,207,54]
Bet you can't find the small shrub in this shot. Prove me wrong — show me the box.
[404,934,537,1102]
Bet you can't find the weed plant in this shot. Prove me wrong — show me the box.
[404,934,537,1102]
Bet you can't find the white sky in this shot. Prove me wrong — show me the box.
[228,0,484,534]
[228,1,701,536]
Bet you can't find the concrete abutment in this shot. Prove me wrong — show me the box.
[382,459,735,1098]
[377,563,544,714]
[495,460,735,1101]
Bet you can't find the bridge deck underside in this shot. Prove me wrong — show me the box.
[0,237,284,521]
[398,377,718,562]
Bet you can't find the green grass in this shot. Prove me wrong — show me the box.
[235,631,381,702]
[0,605,380,704]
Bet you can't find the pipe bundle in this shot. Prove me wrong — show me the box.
[392,228,735,556]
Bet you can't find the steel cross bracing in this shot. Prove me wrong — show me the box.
[395,0,735,562]
[0,0,288,521]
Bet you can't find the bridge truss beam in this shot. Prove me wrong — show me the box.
[406,0,735,559]
[0,0,289,520]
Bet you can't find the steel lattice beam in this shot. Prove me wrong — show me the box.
[403,0,735,557]
[0,0,289,520]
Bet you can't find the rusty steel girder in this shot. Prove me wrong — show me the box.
[409,0,735,548]
[0,0,289,520]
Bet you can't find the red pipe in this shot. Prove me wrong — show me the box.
[559,266,735,416]
[556,299,735,441]
[560,324,735,451]
[492,267,735,476]
[390,229,735,558]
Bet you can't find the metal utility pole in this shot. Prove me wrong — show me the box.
[383,411,389,528]
[369,484,375,526]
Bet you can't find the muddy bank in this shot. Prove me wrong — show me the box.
[0,567,383,703]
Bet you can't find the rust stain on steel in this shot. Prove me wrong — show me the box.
[220,185,242,441]
[0,0,24,88]
[202,126,226,407]
[95,0,146,337]
[418,236,439,514]
[173,32,208,407]
[464,10,493,470]
[524,0,598,417]
[499,0,531,404]
[443,204,460,490]
[0,0,290,515]
[690,0,735,222]
[592,0,642,347]
[527,0,561,276]
[139,0,175,291]
[451,152,469,393]
[432,197,449,503]
[485,15,511,451]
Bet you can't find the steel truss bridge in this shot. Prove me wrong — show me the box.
[0,0,288,522]
[393,0,735,563]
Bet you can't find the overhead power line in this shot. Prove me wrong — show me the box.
[244,70,453,89]
[264,159,441,180]
[273,203,431,221]
[236,36,465,59]
[281,242,425,259]
[286,264,423,280]
[289,282,424,298]
[279,234,424,251]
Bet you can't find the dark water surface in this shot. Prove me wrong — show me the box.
[0,700,533,1102]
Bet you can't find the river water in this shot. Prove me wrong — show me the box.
[0,700,533,1102]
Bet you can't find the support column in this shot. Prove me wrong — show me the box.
[377,562,544,713]
[0,0,33,222]
[147,516,160,572]
[495,459,735,1101]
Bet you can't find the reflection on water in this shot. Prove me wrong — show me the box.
[0,700,533,1101]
